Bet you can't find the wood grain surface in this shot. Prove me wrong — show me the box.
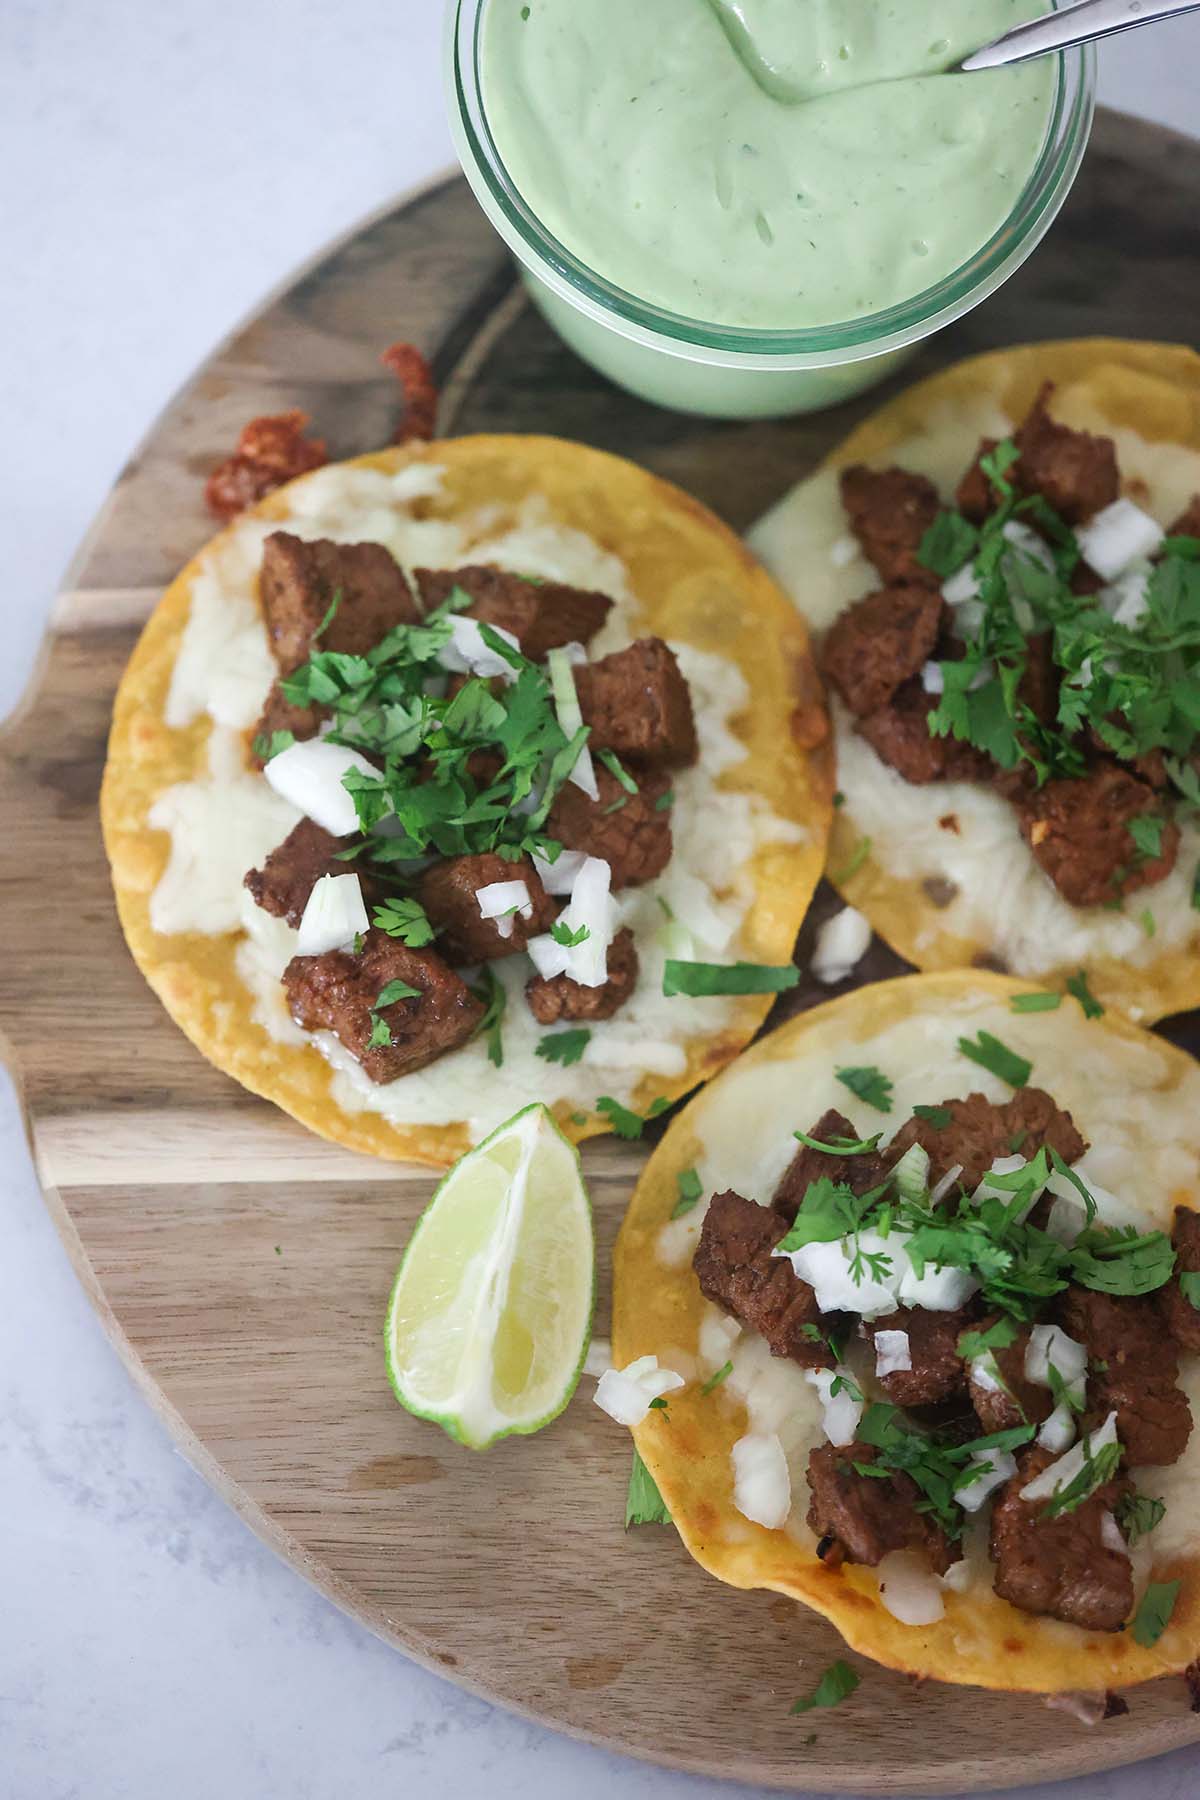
[6,118,1200,1793]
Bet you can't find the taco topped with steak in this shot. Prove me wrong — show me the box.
[102,435,830,1165]
[752,340,1200,1023]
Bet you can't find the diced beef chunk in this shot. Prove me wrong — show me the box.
[573,638,698,768]
[414,565,612,660]
[886,1087,1087,1195]
[772,1108,893,1224]
[822,584,944,718]
[839,465,942,586]
[956,438,1000,523]
[806,1442,954,1574]
[1060,1285,1192,1468]
[1013,384,1119,525]
[525,925,638,1024]
[1018,765,1179,907]
[547,764,672,888]
[283,929,482,1084]
[693,1191,835,1367]
[1168,494,1200,539]
[1162,1206,1200,1353]
[857,677,993,785]
[249,680,326,764]
[1017,632,1059,727]
[260,533,420,675]
[989,1446,1133,1631]
[245,818,383,928]
[863,1305,972,1408]
[966,1317,1053,1435]
[417,853,557,964]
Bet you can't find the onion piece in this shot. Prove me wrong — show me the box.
[929,1162,965,1207]
[1043,1691,1109,1726]
[593,1354,684,1427]
[547,646,598,801]
[532,847,589,896]
[438,615,522,683]
[812,906,871,984]
[876,1549,945,1625]
[873,1329,911,1378]
[1100,1510,1130,1558]
[1037,1403,1077,1454]
[1002,519,1055,568]
[921,660,944,695]
[264,739,383,837]
[1077,498,1164,581]
[942,563,980,605]
[1021,1412,1119,1504]
[476,879,532,941]
[730,1432,791,1529]
[778,1229,902,1320]
[957,1448,1017,1513]
[295,872,369,956]
[804,1367,864,1446]
[525,855,613,987]
[891,1144,930,1206]
[1025,1323,1087,1406]
[894,1248,979,1313]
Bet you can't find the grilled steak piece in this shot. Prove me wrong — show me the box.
[245,818,382,928]
[956,438,1001,523]
[574,638,698,769]
[1162,1206,1200,1353]
[864,1305,973,1408]
[693,1191,835,1367]
[1060,1285,1192,1468]
[417,853,556,964]
[965,1316,1053,1435]
[806,1442,955,1574]
[525,926,639,1024]
[822,583,944,718]
[260,532,420,674]
[1013,383,1119,526]
[839,465,942,586]
[414,564,612,660]
[857,677,992,785]
[886,1087,1087,1195]
[1168,494,1200,539]
[547,764,672,888]
[249,681,326,764]
[283,928,482,1084]
[1017,764,1179,907]
[772,1108,892,1224]
[990,1446,1133,1631]
[1017,631,1060,727]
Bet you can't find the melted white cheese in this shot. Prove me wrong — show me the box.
[150,460,802,1134]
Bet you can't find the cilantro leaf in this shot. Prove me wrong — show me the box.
[700,1360,733,1396]
[835,1065,894,1114]
[912,1104,952,1129]
[1065,969,1104,1019]
[672,1167,704,1218]
[792,1129,883,1157]
[1131,1579,1180,1647]
[1114,1492,1165,1547]
[1128,813,1167,863]
[790,1661,859,1715]
[468,966,506,1068]
[654,789,675,812]
[662,960,800,997]
[596,1096,650,1139]
[375,978,421,1008]
[535,1028,590,1067]
[551,919,590,948]
[596,749,639,794]
[918,510,979,579]
[372,897,435,947]
[1180,1270,1200,1310]
[625,1448,671,1528]
[957,1317,1019,1361]
[1010,991,1062,1013]
[957,1031,1032,1088]
[1042,1439,1122,1519]
[1068,1224,1175,1296]
[832,836,872,883]
[252,728,295,762]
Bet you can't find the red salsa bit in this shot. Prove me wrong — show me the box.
[382,341,438,444]
[205,409,328,522]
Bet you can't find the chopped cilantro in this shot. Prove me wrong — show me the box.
[596,1096,650,1139]
[701,1360,733,1395]
[569,1110,589,1126]
[654,789,675,812]
[1010,991,1062,1013]
[835,1065,894,1113]
[647,1396,669,1414]
[1140,908,1157,939]
[251,728,295,762]
[832,836,871,884]
[1193,864,1200,912]
[367,1016,393,1049]
[790,1660,859,1715]
[833,789,845,808]
[1180,1271,1200,1310]
[1042,1437,1122,1519]
[672,1167,704,1218]
[912,1104,953,1129]
[468,966,506,1068]
[918,510,979,579]
[1114,1492,1165,1546]
[368,976,420,1047]
[596,749,638,794]
[1065,969,1104,1019]
[662,960,800,997]
[979,438,1020,497]
[957,1030,1032,1088]
[551,919,591,947]
[1128,814,1166,863]
[957,1317,1019,1361]
[372,897,435,947]
[535,1028,590,1066]
[352,931,365,955]
[1067,1224,1174,1296]
[1131,1579,1180,1647]
[625,1448,671,1528]
[793,1129,883,1157]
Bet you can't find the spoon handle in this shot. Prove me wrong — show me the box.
[959,0,1200,70]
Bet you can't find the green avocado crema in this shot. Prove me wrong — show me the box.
[481,0,1056,330]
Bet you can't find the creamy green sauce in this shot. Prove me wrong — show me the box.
[481,0,1055,329]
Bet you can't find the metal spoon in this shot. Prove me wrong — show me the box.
[958,0,1200,71]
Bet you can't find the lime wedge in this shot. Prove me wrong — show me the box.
[384,1103,594,1450]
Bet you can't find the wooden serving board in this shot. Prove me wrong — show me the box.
[6,112,1200,1794]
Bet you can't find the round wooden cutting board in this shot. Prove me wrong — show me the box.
[6,111,1200,1794]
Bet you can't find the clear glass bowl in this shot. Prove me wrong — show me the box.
[445,2,1096,419]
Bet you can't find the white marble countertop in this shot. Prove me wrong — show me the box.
[4,5,1200,1797]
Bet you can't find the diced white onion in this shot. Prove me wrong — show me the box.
[438,615,522,683]
[1077,498,1164,581]
[665,869,737,953]
[891,1143,930,1206]
[942,564,980,605]
[526,855,614,987]
[295,872,369,957]
[1106,562,1153,629]
[264,739,382,838]
[1020,1412,1119,1504]
[895,1250,979,1313]
[475,879,532,942]
[779,1229,901,1320]
[874,1329,912,1379]
[957,1448,1017,1513]
[1002,519,1055,568]
[921,660,944,694]
[547,646,598,800]
[1025,1324,1087,1406]
[929,1162,965,1207]
[1037,1403,1077,1454]
[969,1154,1043,1223]
[593,1354,684,1427]
[830,535,859,569]
[969,1353,1005,1396]
[812,906,871,984]
[531,847,589,896]
[941,1558,973,1593]
[876,1549,945,1625]
[1044,1163,1144,1242]
[804,1367,864,1446]
[949,598,986,639]
[1043,1691,1108,1726]
[730,1432,791,1530]
[1100,1510,1130,1558]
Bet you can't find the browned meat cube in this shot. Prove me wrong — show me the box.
[839,465,942,586]
[822,584,944,718]
[864,1305,972,1408]
[283,929,482,1084]
[1013,384,1119,525]
[887,1087,1087,1194]
[989,1445,1132,1631]
[772,1108,892,1224]
[525,925,638,1024]
[1018,632,1059,727]
[806,1442,955,1574]
[249,680,326,766]
[857,677,993,785]
[955,438,1001,523]
[547,764,672,888]
[693,1191,835,1368]
[1018,765,1179,907]
[414,565,612,660]
[1168,495,1200,539]
[965,1317,1053,1436]
[1060,1286,1192,1468]
[260,532,420,674]
[417,853,557,964]
[1162,1206,1200,1353]
[573,638,697,769]
[245,818,383,928]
